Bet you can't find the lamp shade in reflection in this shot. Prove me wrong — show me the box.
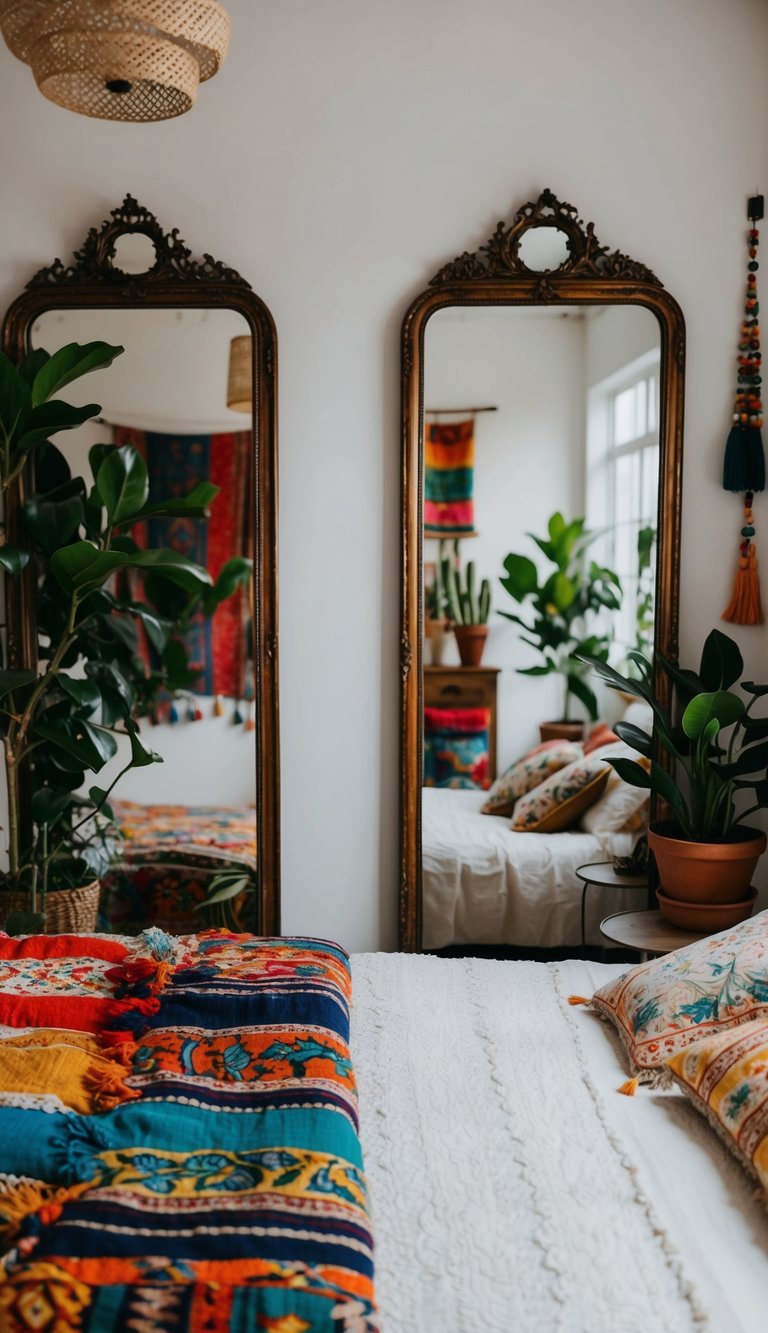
[227,334,252,414]
[0,0,231,122]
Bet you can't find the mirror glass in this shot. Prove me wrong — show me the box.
[517,227,570,271]
[31,305,257,932]
[421,302,661,951]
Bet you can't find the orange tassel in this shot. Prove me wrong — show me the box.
[617,1077,640,1096]
[567,995,590,1006]
[723,542,764,624]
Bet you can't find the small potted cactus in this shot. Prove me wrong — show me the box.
[443,552,492,667]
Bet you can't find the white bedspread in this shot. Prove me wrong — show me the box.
[422,787,637,949]
[350,952,768,1333]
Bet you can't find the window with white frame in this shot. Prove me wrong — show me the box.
[586,348,661,663]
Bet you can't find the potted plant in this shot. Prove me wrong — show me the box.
[580,628,768,930]
[499,512,622,742]
[425,542,453,666]
[0,343,240,933]
[442,546,491,667]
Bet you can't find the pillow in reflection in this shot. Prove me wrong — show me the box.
[480,741,583,817]
[580,741,651,834]
[424,707,490,790]
[509,755,609,832]
[583,722,620,754]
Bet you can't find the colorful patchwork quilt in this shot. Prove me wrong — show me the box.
[0,930,376,1331]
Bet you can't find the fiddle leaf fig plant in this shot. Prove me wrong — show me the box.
[499,512,622,721]
[578,628,768,843]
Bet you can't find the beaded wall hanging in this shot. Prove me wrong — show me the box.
[722,194,765,625]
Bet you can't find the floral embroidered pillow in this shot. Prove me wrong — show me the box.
[666,1019,768,1198]
[579,741,652,834]
[590,910,768,1082]
[480,742,583,817]
[509,755,609,832]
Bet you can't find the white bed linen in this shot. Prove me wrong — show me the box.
[422,786,637,949]
[350,952,768,1333]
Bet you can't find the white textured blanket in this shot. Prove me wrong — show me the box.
[350,953,768,1333]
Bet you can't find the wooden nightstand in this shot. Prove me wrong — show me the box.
[575,862,649,947]
[600,909,708,961]
[424,666,500,779]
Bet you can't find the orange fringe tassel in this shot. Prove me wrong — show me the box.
[723,541,764,624]
[567,995,590,1006]
[617,1077,639,1096]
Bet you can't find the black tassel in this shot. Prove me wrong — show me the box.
[723,425,765,493]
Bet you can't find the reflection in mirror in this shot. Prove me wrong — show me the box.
[110,231,158,275]
[421,304,663,952]
[30,306,258,934]
[517,226,570,271]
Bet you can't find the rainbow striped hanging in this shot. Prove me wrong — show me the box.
[424,418,476,537]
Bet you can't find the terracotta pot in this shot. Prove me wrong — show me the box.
[648,822,767,904]
[453,624,488,667]
[656,886,757,933]
[539,720,584,744]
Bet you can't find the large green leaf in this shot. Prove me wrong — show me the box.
[125,719,162,769]
[699,629,743,691]
[0,547,30,576]
[0,669,36,700]
[716,738,768,778]
[35,440,72,493]
[95,445,149,522]
[30,341,123,407]
[566,672,598,720]
[201,556,252,616]
[51,541,213,599]
[0,352,31,443]
[682,690,745,740]
[23,490,84,552]
[500,553,538,601]
[15,401,102,455]
[56,674,101,712]
[17,347,50,388]
[615,721,653,757]
[551,571,577,612]
[133,481,221,522]
[34,718,118,772]
[30,786,72,826]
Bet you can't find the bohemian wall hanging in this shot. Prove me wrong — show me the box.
[723,193,765,626]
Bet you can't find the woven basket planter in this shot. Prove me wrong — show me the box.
[0,879,101,934]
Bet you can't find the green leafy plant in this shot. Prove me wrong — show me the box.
[634,524,655,658]
[579,628,768,843]
[194,869,255,930]
[499,513,622,721]
[0,341,249,931]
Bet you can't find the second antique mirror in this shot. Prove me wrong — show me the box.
[2,198,279,934]
[401,189,685,952]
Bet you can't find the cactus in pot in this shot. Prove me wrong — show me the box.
[442,548,491,666]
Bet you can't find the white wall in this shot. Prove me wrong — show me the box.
[1,0,767,949]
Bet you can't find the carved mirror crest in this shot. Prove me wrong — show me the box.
[400,189,685,952]
[2,197,280,934]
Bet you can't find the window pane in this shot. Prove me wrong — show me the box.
[613,387,636,446]
[647,374,658,433]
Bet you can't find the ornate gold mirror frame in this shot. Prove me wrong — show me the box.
[2,196,280,933]
[400,188,685,951]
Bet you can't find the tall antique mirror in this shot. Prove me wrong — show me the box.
[2,198,280,934]
[401,190,685,953]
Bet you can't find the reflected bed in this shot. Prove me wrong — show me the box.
[422,786,638,950]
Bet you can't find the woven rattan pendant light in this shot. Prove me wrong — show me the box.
[0,0,231,121]
[227,335,253,414]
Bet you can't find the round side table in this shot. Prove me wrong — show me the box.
[600,909,708,961]
[575,862,649,947]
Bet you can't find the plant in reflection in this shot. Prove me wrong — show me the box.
[634,524,656,658]
[0,342,250,931]
[499,512,622,723]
